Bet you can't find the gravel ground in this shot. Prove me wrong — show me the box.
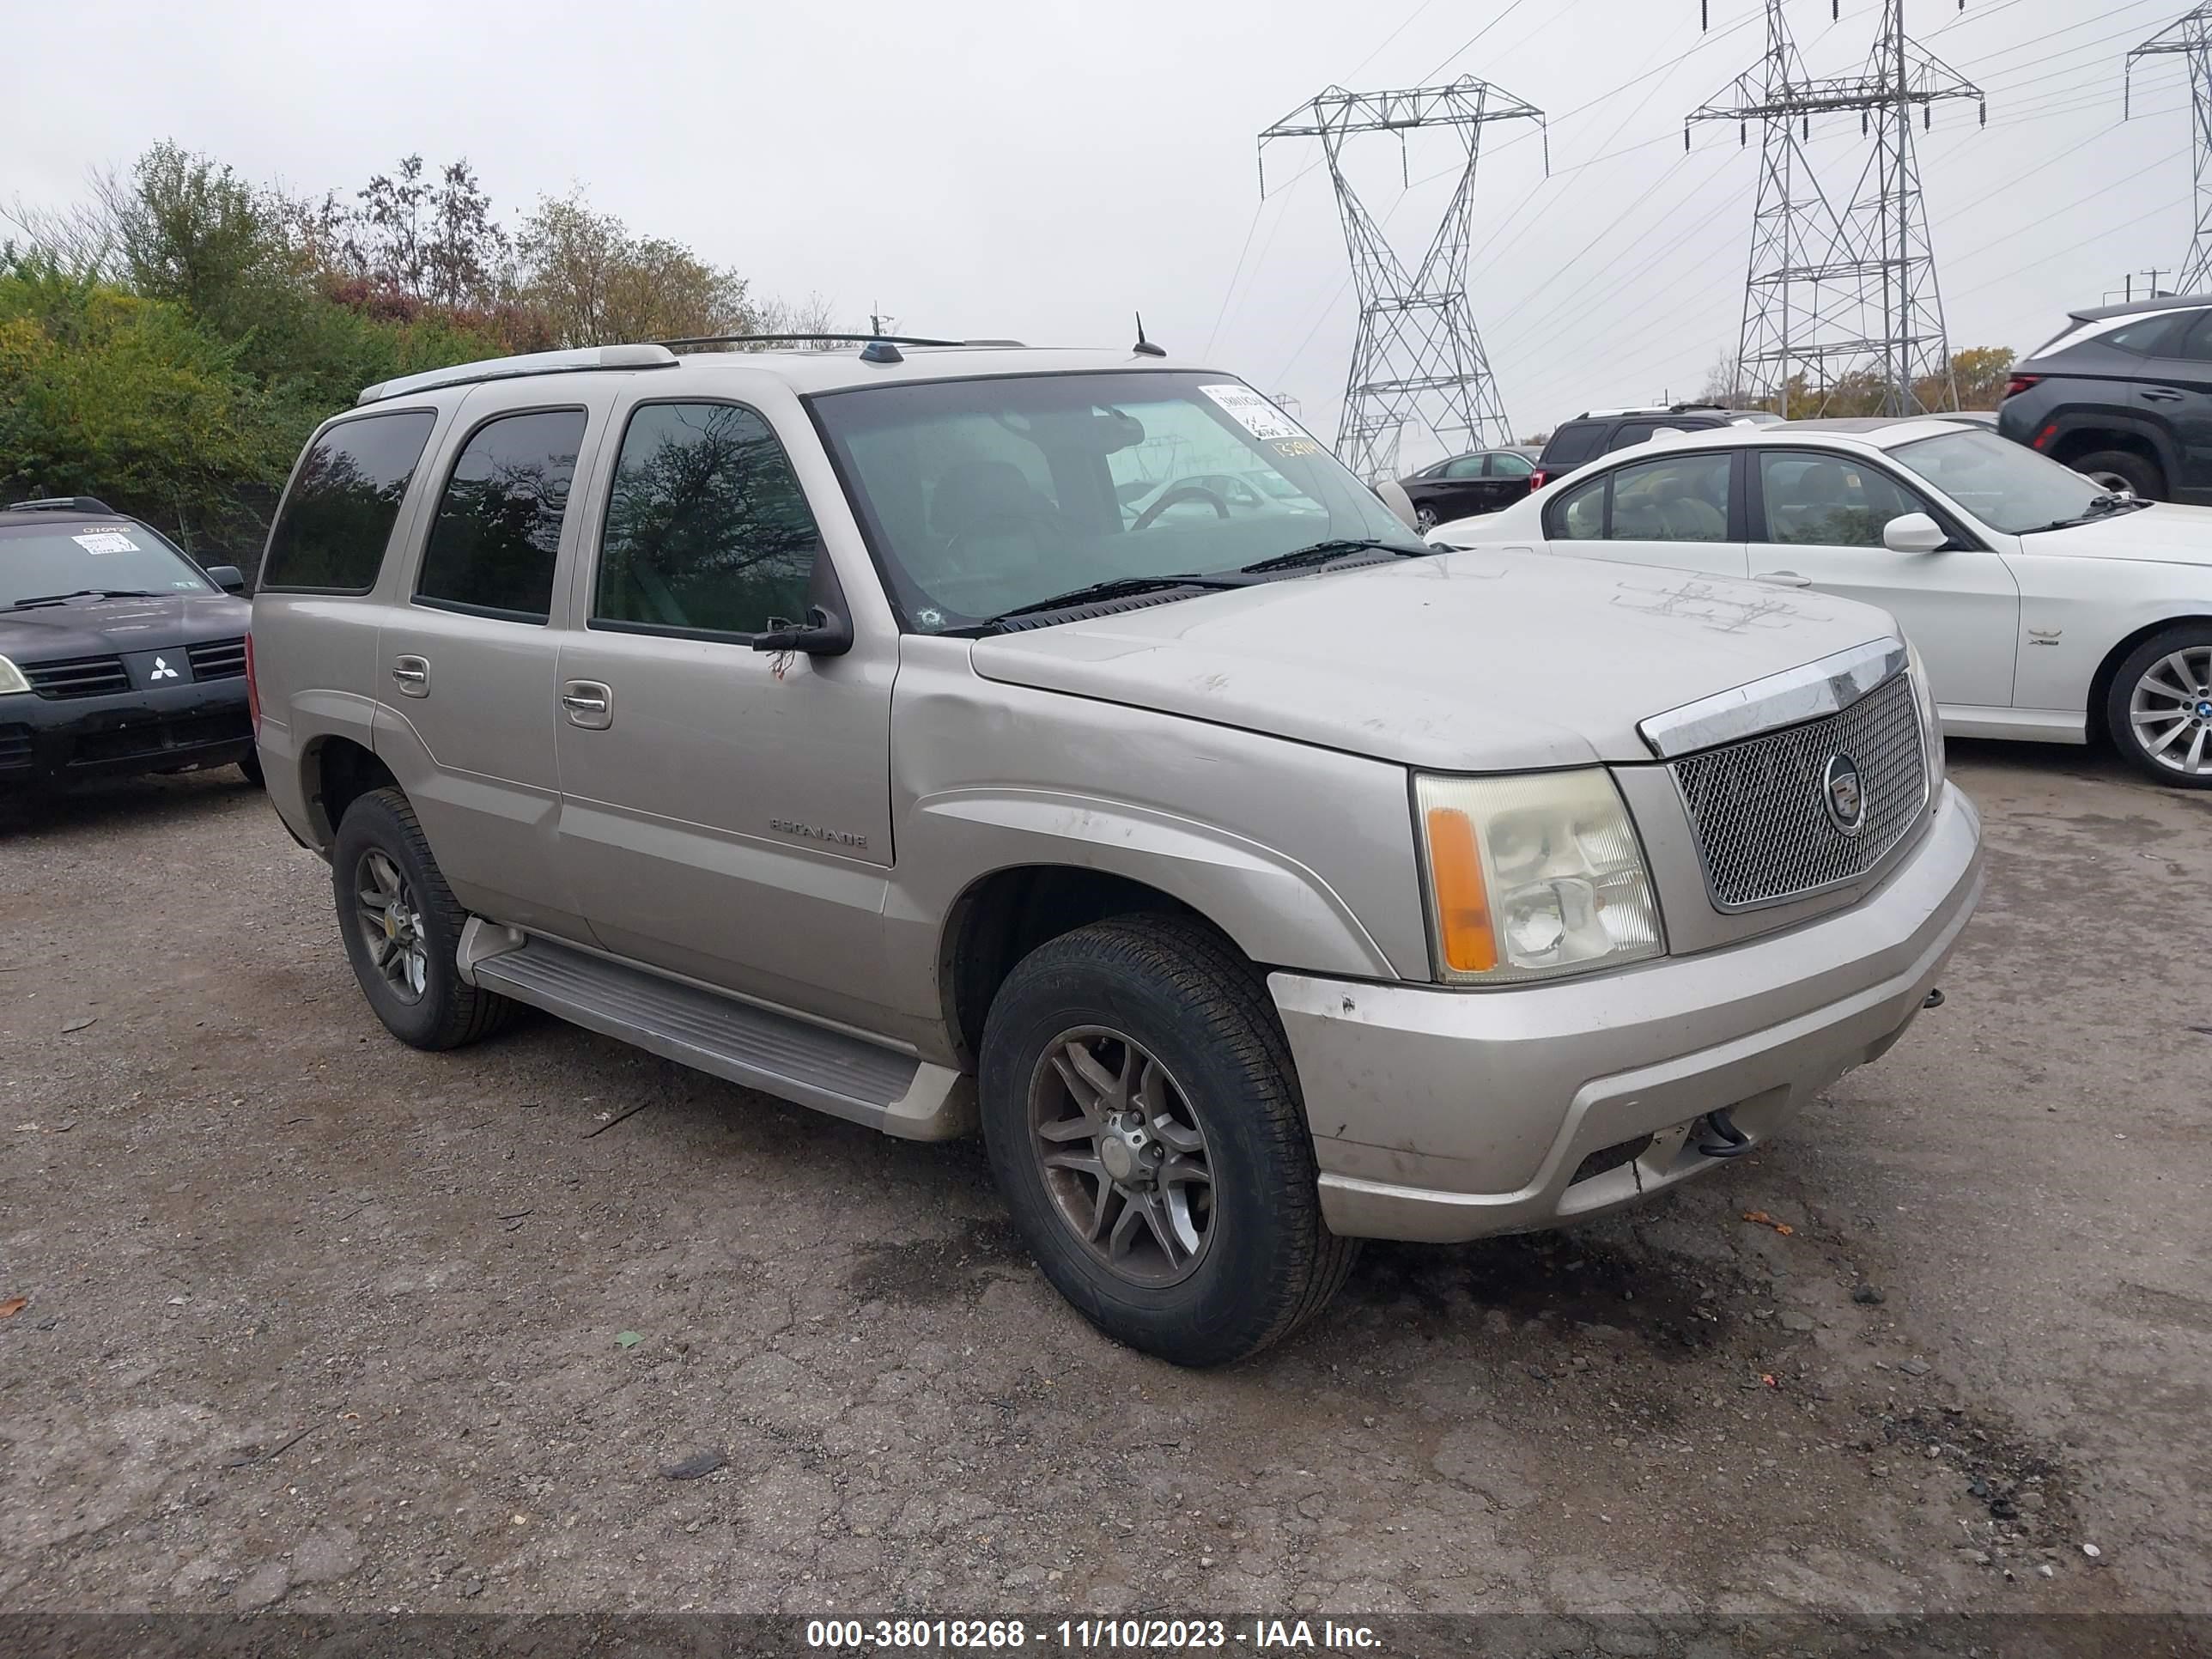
[0,739,2206,1623]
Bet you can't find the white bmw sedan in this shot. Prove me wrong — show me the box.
[1428,417,2212,787]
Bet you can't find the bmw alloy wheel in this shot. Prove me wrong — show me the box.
[2130,645,2212,777]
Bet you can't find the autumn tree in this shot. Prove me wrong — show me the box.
[515,193,753,346]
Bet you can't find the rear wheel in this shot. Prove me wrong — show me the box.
[1415,504,1440,532]
[2106,623,2212,787]
[330,787,514,1048]
[2074,448,2165,501]
[979,915,1358,1366]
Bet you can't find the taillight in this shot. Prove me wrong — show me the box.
[1529,470,1548,490]
[2003,374,2040,399]
[245,630,262,734]
[2032,422,2059,452]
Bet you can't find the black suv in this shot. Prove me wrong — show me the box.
[1997,295,2212,502]
[0,497,258,791]
[1530,404,1783,490]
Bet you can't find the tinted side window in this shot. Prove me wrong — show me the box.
[415,410,586,621]
[1607,453,1732,543]
[1543,422,1606,467]
[594,402,821,636]
[261,411,436,592]
[1441,455,1486,479]
[1489,452,1534,477]
[1553,475,1607,540]
[2105,313,2189,356]
[2170,312,2212,362]
[1607,421,1662,453]
[1759,452,1926,548]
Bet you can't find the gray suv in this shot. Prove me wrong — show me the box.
[250,338,1984,1365]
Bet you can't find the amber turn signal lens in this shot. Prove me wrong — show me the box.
[1424,806,1498,974]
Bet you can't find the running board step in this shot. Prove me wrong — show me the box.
[465,928,972,1140]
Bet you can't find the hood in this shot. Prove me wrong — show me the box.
[969,550,1898,770]
[2020,501,2212,568]
[0,592,252,663]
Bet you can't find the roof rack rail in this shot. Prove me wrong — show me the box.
[356,343,679,406]
[654,331,1003,350]
[4,495,117,514]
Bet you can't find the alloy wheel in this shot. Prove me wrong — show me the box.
[2130,646,2212,777]
[1027,1026,1215,1288]
[355,848,429,1003]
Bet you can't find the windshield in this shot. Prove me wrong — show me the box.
[1885,428,2110,533]
[810,371,1420,629]
[0,520,209,607]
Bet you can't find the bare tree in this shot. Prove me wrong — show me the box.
[3,163,132,277]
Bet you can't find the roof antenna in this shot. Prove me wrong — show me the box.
[1133,312,1166,358]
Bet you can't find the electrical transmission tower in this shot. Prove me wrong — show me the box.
[1260,80,1543,478]
[1689,1,1983,417]
[2128,8,2212,293]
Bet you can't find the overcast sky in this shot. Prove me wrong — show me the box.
[1,0,2197,463]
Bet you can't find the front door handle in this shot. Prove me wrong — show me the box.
[392,655,430,696]
[561,680,613,730]
[1753,570,1814,587]
[2142,387,2184,403]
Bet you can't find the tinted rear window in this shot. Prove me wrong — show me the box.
[415,409,586,622]
[1542,422,1606,467]
[260,411,437,592]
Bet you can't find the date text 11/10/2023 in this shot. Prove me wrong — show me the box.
[804,1618,1383,1650]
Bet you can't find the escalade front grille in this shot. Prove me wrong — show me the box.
[185,637,247,680]
[22,655,130,699]
[1669,671,1928,910]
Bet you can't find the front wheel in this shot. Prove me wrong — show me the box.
[1415,504,1440,532]
[2106,624,2212,787]
[979,916,1358,1366]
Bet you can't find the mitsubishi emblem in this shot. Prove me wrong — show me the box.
[150,656,179,681]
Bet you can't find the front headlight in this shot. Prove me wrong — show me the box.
[0,655,30,696]
[1413,768,1664,985]
[1905,639,1944,782]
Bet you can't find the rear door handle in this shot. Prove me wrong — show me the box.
[391,655,430,696]
[1753,570,1814,587]
[561,680,613,730]
[2142,387,2184,403]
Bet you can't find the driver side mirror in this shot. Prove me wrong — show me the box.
[204,563,246,593]
[1881,513,1948,554]
[750,604,853,659]
[1374,479,1421,533]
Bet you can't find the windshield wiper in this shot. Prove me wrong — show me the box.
[979,573,1250,627]
[2021,492,2152,533]
[9,588,158,609]
[1238,537,1431,575]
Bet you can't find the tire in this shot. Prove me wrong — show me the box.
[978,915,1358,1366]
[2105,623,2212,788]
[330,787,515,1048]
[238,750,264,788]
[1415,504,1439,532]
[2074,448,2166,501]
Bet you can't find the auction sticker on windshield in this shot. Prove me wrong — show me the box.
[1200,383,1305,443]
[73,531,142,555]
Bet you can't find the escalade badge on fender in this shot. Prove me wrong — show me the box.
[1823,753,1868,836]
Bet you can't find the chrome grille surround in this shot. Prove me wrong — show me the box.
[1667,669,1929,912]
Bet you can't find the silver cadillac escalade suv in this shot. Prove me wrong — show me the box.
[249,337,1984,1366]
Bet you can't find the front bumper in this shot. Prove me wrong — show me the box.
[0,678,252,787]
[1271,781,1984,1243]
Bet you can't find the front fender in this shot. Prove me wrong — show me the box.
[903,787,1401,980]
